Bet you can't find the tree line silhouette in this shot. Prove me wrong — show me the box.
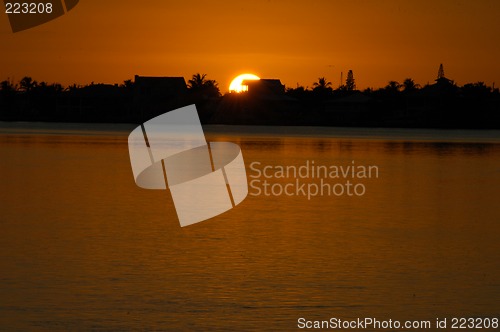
[1,70,499,128]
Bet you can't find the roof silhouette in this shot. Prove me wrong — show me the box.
[244,79,285,95]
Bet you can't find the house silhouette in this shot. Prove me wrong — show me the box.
[244,79,285,97]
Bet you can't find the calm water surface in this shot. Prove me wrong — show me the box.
[0,123,499,331]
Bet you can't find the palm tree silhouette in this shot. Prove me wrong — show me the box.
[402,78,420,92]
[312,77,332,90]
[385,81,401,93]
[188,73,220,98]
[188,73,209,89]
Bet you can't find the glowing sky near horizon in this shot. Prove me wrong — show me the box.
[1,0,499,92]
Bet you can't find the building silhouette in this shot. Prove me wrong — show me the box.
[244,79,285,97]
[434,63,454,87]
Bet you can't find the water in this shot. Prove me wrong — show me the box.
[1,123,499,331]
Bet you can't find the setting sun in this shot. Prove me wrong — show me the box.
[229,73,260,93]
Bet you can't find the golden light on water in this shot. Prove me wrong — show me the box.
[229,73,260,93]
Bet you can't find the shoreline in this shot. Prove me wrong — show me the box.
[1,121,500,144]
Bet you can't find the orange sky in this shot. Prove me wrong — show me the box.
[1,0,499,92]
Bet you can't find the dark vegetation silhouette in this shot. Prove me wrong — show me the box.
[187,73,220,99]
[312,77,332,91]
[345,70,356,91]
[1,66,499,128]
